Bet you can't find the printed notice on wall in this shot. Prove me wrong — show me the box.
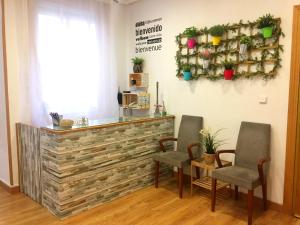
[135,17,162,53]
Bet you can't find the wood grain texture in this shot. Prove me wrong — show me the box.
[0,180,19,194]
[283,4,300,215]
[16,123,42,204]
[0,178,299,225]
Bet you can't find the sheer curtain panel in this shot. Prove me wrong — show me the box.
[10,0,119,126]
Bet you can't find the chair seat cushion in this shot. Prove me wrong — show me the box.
[211,166,261,190]
[152,151,190,168]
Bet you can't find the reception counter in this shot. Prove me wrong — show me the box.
[17,115,175,218]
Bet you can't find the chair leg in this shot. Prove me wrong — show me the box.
[248,189,254,225]
[211,178,217,212]
[154,161,159,188]
[177,167,180,188]
[178,167,183,198]
[234,185,239,200]
[190,165,193,195]
[196,167,200,179]
[262,179,268,210]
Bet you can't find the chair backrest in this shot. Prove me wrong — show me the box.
[177,115,203,158]
[235,121,271,171]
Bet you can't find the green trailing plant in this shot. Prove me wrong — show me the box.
[131,57,144,65]
[240,36,252,45]
[183,26,198,38]
[209,25,226,37]
[223,61,234,70]
[182,64,191,72]
[200,128,225,154]
[257,14,275,29]
[175,15,284,81]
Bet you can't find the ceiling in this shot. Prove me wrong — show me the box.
[117,0,142,5]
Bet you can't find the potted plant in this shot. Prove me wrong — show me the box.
[209,25,225,46]
[183,26,198,49]
[239,36,251,60]
[239,36,251,54]
[200,128,224,164]
[200,49,211,69]
[131,57,144,73]
[257,14,275,38]
[182,64,192,81]
[223,61,235,80]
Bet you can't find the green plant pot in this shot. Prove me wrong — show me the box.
[261,27,273,38]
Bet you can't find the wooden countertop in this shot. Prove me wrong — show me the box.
[41,115,175,134]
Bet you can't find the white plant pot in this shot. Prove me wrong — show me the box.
[239,44,248,54]
[239,44,248,60]
[202,59,210,69]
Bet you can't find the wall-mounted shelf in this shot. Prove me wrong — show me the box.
[175,18,284,80]
[122,92,150,109]
[129,73,149,88]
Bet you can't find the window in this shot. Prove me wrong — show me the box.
[37,13,101,118]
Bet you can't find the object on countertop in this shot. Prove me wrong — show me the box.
[49,112,63,126]
[117,87,123,106]
[162,101,167,116]
[154,82,161,116]
[81,117,89,126]
[59,119,74,128]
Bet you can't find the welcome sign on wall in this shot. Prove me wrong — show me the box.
[135,17,162,53]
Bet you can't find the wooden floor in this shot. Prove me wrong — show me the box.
[0,178,299,225]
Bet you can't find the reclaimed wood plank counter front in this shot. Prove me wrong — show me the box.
[40,115,175,218]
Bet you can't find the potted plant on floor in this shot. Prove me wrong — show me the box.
[257,14,275,38]
[200,128,224,164]
[131,57,144,73]
[200,49,211,69]
[182,64,192,81]
[223,61,235,80]
[183,26,198,49]
[209,25,225,46]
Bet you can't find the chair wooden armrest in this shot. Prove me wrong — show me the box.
[159,137,177,152]
[216,149,236,168]
[257,158,270,183]
[187,143,201,160]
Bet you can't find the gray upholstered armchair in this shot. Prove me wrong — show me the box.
[152,115,203,198]
[211,121,271,225]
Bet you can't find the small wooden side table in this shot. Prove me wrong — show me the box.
[190,157,232,195]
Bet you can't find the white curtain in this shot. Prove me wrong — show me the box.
[11,0,119,126]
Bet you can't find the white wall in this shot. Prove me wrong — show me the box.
[125,0,300,204]
[4,0,22,185]
[0,2,10,185]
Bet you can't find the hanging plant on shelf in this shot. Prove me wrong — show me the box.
[182,64,192,81]
[239,36,252,60]
[200,49,211,69]
[257,14,275,39]
[209,25,225,46]
[175,14,284,81]
[131,57,144,73]
[183,26,198,49]
[223,61,235,80]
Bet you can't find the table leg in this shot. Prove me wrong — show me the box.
[191,164,193,195]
